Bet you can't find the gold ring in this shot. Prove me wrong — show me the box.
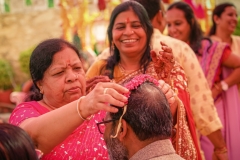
[103,88,108,95]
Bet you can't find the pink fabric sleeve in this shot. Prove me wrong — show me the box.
[9,101,49,126]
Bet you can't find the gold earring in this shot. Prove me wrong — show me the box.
[111,41,115,52]
[40,88,44,94]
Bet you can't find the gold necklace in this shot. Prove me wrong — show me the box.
[118,63,137,75]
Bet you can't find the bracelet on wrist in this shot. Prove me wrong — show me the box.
[214,146,227,155]
[77,96,93,121]
[214,84,222,91]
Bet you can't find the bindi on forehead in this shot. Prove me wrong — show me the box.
[126,17,130,23]
[66,59,71,66]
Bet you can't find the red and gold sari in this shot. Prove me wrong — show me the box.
[86,60,202,160]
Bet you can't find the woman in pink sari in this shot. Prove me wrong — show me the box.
[9,38,129,160]
[166,2,240,160]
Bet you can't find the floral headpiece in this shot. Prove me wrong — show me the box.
[111,74,159,138]
[123,74,159,100]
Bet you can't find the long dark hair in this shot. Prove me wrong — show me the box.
[0,123,38,160]
[208,2,236,36]
[27,38,81,101]
[134,0,161,20]
[105,1,153,79]
[167,2,203,54]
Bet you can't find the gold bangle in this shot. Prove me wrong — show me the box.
[77,96,93,121]
[214,146,227,155]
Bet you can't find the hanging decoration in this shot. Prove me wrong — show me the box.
[184,0,205,19]
[59,0,120,50]
[98,0,106,11]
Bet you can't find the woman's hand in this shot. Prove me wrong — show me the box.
[151,41,175,84]
[80,82,129,118]
[212,83,222,100]
[86,76,111,94]
[212,148,228,160]
[158,79,178,125]
[158,80,175,105]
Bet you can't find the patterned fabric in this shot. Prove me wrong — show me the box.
[151,29,222,136]
[198,41,240,160]
[86,60,201,160]
[9,101,109,160]
[130,139,184,160]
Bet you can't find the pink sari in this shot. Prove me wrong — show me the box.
[199,41,240,160]
[9,101,109,160]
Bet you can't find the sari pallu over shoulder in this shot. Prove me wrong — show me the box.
[199,41,240,160]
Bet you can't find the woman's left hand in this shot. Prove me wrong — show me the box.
[151,41,175,84]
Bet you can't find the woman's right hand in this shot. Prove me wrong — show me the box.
[80,82,129,118]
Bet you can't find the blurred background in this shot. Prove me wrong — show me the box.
[0,0,239,106]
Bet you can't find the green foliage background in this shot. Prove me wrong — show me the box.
[233,17,240,36]
[0,59,13,90]
[19,46,35,77]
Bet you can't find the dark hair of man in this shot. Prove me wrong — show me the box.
[110,81,172,141]
[105,1,153,79]
[134,0,161,20]
[27,38,81,101]
[208,2,236,36]
[167,2,203,55]
[0,123,38,160]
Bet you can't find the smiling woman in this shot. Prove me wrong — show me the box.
[86,1,202,160]
[166,2,240,160]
